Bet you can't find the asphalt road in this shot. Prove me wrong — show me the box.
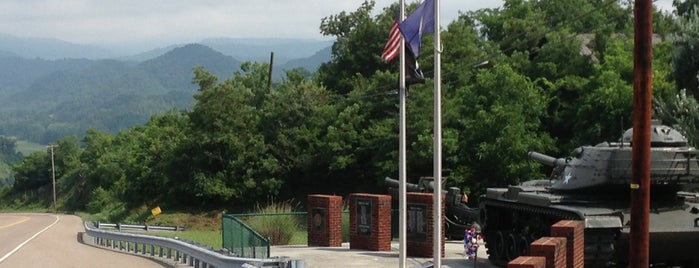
[0,213,165,268]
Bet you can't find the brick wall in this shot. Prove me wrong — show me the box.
[550,221,584,268]
[406,192,444,258]
[507,220,585,268]
[307,195,343,247]
[530,237,567,268]
[508,256,547,268]
[348,194,392,251]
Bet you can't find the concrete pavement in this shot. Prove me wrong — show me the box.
[271,240,497,268]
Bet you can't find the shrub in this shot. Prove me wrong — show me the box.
[245,199,302,245]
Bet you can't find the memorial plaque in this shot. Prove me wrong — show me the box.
[311,208,326,232]
[407,203,427,242]
[357,198,372,235]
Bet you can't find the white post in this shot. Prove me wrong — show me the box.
[398,0,407,267]
[433,0,442,266]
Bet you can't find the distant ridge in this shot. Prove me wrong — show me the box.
[0,33,115,59]
[138,43,242,90]
[200,37,333,64]
[0,37,333,143]
[0,33,332,64]
[0,43,245,143]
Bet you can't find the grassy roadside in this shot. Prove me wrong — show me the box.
[5,200,317,250]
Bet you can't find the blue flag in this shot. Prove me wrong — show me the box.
[398,0,435,58]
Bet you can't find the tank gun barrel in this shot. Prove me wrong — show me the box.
[384,177,421,192]
[528,151,567,167]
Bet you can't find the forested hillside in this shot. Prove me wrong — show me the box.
[3,0,699,220]
[0,41,331,144]
[0,44,240,144]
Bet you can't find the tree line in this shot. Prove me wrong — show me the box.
[3,0,699,215]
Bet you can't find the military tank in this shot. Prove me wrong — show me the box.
[385,177,480,239]
[479,122,699,267]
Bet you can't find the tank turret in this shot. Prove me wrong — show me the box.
[479,122,699,267]
[528,122,699,192]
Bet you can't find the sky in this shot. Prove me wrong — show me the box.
[0,0,676,50]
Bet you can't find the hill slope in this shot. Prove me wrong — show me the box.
[0,44,242,143]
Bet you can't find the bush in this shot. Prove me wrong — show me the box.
[245,200,302,245]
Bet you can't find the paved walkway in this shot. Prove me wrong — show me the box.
[271,240,497,268]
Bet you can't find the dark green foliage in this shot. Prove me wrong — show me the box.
[672,5,699,97]
[0,136,22,163]
[12,152,50,191]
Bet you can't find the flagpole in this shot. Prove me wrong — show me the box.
[432,0,442,266]
[398,0,407,267]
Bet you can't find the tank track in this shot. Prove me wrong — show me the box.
[481,199,619,267]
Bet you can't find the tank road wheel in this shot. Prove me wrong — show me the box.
[493,231,505,259]
[505,233,520,261]
[518,235,530,255]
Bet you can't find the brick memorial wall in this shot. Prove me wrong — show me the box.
[307,194,342,247]
[349,193,391,251]
[406,192,444,258]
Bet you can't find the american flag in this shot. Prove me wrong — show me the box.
[381,20,401,62]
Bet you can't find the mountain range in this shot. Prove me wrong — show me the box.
[0,34,333,144]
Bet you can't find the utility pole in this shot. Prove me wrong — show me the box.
[630,0,652,266]
[267,52,274,93]
[47,144,58,209]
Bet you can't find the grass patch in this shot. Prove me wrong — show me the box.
[14,139,45,156]
[145,211,222,231]
[146,229,222,249]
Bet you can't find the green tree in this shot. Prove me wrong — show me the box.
[447,64,554,193]
[12,151,50,191]
[317,1,392,94]
[654,89,699,146]
[114,112,187,206]
[672,6,699,96]
[0,136,22,162]
[182,66,279,207]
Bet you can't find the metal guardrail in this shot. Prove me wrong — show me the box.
[83,221,304,268]
[96,222,185,231]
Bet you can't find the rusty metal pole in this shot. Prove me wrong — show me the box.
[630,0,652,267]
